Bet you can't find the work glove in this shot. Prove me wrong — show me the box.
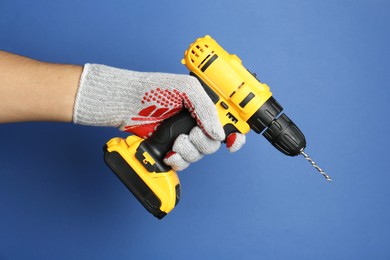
[73,64,245,171]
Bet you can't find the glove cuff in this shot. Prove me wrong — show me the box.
[73,63,144,127]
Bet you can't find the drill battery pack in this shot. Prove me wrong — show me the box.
[104,136,180,219]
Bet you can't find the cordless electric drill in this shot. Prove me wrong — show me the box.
[103,35,330,219]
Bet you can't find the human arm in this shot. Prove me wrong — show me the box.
[0,50,82,123]
[0,51,245,170]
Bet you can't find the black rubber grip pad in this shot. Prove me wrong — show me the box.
[143,109,197,164]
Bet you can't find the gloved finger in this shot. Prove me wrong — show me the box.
[163,151,190,171]
[171,134,203,162]
[226,132,246,152]
[181,76,225,141]
[189,126,221,154]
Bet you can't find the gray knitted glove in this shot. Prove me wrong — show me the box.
[73,64,245,171]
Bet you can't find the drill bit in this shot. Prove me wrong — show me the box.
[300,150,332,182]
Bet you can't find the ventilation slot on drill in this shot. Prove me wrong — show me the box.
[189,43,214,70]
[196,44,208,52]
[200,53,218,72]
[199,54,211,67]
[191,50,199,58]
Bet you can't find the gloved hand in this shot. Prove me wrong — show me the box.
[73,64,245,170]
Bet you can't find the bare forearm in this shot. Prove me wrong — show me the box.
[0,51,83,123]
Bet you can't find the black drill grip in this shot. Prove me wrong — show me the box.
[142,109,197,168]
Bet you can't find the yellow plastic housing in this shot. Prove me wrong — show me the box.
[182,35,273,134]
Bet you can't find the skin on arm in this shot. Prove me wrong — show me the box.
[0,50,83,123]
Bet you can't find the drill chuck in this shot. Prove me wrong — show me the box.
[247,96,283,133]
[263,113,306,156]
[247,96,306,156]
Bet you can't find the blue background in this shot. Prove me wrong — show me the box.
[1,0,390,259]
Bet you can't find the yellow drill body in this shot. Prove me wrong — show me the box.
[104,35,309,219]
[182,35,272,135]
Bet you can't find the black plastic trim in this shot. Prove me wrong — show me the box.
[175,184,181,206]
[223,123,240,139]
[247,97,283,133]
[190,72,220,104]
[201,54,218,72]
[239,92,255,108]
[220,101,229,109]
